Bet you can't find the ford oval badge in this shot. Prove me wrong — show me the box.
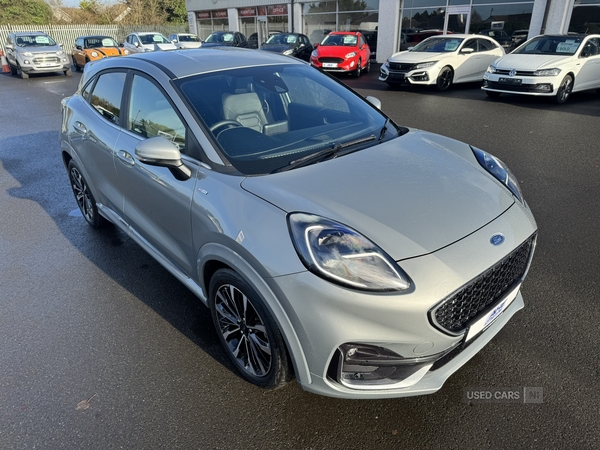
[490,234,505,246]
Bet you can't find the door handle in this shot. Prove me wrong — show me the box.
[117,150,135,166]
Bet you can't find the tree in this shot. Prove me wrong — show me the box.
[0,0,52,24]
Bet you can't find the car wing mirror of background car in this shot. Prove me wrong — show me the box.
[365,96,382,110]
[461,48,475,54]
[135,137,192,181]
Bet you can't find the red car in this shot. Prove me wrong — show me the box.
[310,31,371,77]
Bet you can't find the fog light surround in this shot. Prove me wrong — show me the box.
[329,343,443,390]
[534,83,553,92]
[410,72,429,82]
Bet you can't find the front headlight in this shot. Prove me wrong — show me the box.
[472,147,524,203]
[311,50,318,58]
[91,51,99,57]
[486,64,497,74]
[56,50,64,56]
[283,49,294,55]
[288,213,411,292]
[414,61,437,69]
[384,59,390,68]
[534,68,561,76]
[345,52,357,59]
[123,49,130,55]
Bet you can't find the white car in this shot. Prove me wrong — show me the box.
[123,32,177,54]
[380,34,505,91]
[168,33,202,49]
[482,34,600,104]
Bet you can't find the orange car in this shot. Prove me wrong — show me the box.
[72,35,128,71]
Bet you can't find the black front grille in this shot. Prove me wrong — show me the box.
[430,235,536,335]
[318,57,344,64]
[486,81,551,93]
[389,62,414,72]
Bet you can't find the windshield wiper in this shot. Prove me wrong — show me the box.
[273,135,376,173]
[379,118,391,141]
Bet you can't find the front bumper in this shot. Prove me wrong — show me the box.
[270,202,537,398]
[482,72,558,96]
[311,58,358,73]
[19,56,71,74]
[379,63,439,85]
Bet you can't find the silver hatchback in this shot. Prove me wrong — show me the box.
[60,48,537,399]
[5,31,72,79]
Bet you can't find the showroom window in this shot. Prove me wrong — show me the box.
[302,0,379,45]
[569,0,600,34]
[400,1,534,52]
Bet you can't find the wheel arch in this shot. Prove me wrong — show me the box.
[198,242,312,386]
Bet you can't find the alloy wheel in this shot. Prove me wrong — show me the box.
[214,283,272,377]
[70,165,95,224]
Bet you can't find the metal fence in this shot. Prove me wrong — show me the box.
[0,24,189,52]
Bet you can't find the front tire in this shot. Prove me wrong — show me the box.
[365,59,371,73]
[353,59,362,78]
[9,63,17,76]
[554,75,573,104]
[68,160,107,228]
[435,66,453,91]
[209,268,293,389]
[64,68,72,77]
[19,65,29,79]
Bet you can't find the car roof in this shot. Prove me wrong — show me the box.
[14,31,49,36]
[133,32,164,36]
[87,47,305,79]
[81,35,113,39]
[329,31,360,36]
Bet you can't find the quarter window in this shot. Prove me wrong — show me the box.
[127,75,186,152]
[89,72,127,124]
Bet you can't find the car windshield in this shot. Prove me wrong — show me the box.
[85,37,118,48]
[513,35,583,55]
[16,35,57,47]
[140,34,170,45]
[179,35,200,42]
[266,34,297,45]
[205,32,235,44]
[411,37,464,52]
[321,34,357,47]
[175,64,402,175]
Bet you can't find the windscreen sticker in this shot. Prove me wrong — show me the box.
[35,36,50,44]
[223,34,234,42]
[445,41,459,51]
[101,38,113,46]
[557,42,579,53]
[343,36,357,45]
[152,35,162,42]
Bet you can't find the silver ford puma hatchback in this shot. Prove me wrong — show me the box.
[60,48,537,399]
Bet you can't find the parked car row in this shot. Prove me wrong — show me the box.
[381,33,600,104]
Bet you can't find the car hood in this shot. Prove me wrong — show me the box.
[494,53,571,70]
[20,46,62,54]
[261,44,293,53]
[241,129,515,261]
[143,42,177,51]
[316,45,358,57]
[177,42,203,49]
[86,47,124,56]
[390,51,449,63]
[201,42,233,48]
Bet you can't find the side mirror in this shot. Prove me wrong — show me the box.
[134,42,140,47]
[365,96,382,110]
[76,45,83,50]
[314,43,319,48]
[135,137,191,181]
[460,47,475,54]
[6,44,14,49]
[59,43,64,47]
[119,43,124,47]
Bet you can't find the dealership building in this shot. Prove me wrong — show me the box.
[184,0,600,62]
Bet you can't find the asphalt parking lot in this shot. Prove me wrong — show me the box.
[1,63,599,449]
